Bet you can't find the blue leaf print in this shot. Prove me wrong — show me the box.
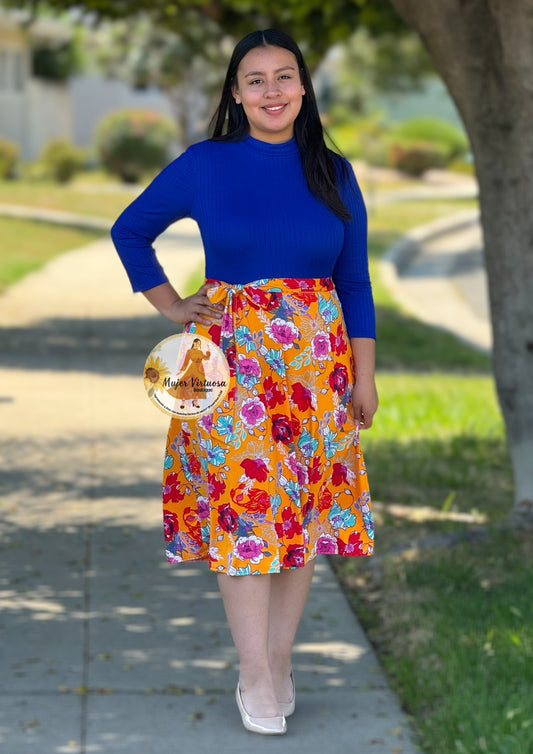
[164,454,174,469]
[202,438,226,466]
[297,430,319,458]
[270,491,282,517]
[214,415,235,442]
[328,501,357,530]
[262,347,286,377]
[318,293,339,324]
[235,325,256,353]
[323,427,341,459]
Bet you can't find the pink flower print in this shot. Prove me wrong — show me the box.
[333,405,347,429]
[316,534,338,554]
[237,354,261,377]
[196,496,209,519]
[286,454,308,485]
[221,311,233,338]
[235,535,265,564]
[265,318,300,349]
[199,413,214,433]
[311,330,330,359]
[240,396,266,429]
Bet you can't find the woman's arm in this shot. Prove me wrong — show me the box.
[350,336,378,429]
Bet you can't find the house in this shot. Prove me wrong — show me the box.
[0,9,72,161]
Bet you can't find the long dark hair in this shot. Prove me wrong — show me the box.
[209,29,351,221]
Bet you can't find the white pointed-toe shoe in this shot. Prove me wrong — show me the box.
[235,685,287,735]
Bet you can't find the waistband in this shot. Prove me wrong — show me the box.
[205,276,334,306]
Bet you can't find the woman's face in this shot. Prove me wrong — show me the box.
[232,45,305,144]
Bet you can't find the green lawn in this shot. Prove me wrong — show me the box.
[0,216,104,294]
[0,177,137,219]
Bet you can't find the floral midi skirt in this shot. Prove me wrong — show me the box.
[162,277,374,575]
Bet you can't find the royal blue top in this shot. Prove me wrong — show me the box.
[111,135,375,338]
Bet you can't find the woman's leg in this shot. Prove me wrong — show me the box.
[217,572,280,717]
[268,559,316,702]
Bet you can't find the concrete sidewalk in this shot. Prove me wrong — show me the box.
[0,220,418,752]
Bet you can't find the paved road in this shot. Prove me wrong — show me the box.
[0,216,418,753]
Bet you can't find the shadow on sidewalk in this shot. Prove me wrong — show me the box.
[0,315,180,374]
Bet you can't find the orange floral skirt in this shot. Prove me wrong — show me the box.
[162,277,374,575]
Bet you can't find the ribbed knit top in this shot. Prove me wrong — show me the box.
[111,135,375,338]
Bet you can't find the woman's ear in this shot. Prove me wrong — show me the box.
[232,85,242,104]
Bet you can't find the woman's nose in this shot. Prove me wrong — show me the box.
[264,79,282,96]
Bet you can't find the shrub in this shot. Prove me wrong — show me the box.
[390,116,469,161]
[40,139,84,183]
[388,141,449,176]
[95,109,177,183]
[0,136,19,179]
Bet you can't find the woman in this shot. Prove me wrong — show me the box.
[111,28,378,736]
[167,337,211,409]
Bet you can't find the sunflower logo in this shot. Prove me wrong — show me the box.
[143,354,171,397]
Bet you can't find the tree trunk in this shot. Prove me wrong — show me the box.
[389,0,533,526]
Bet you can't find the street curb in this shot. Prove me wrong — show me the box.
[380,208,480,280]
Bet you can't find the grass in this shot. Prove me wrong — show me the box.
[0,176,137,220]
[0,216,104,294]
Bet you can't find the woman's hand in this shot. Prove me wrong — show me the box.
[351,375,379,429]
[143,282,224,326]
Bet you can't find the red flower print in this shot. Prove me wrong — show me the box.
[218,503,239,533]
[291,382,313,412]
[208,322,222,346]
[188,453,202,475]
[328,362,349,394]
[332,463,348,486]
[163,472,185,504]
[247,287,281,310]
[307,456,323,483]
[302,493,314,520]
[329,323,348,356]
[275,507,303,539]
[183,506,200,534]
[208,472,226,501]
[225,344,236,376]
[271,413,293,445]
[163,510,178,541]
[290,289,317,307]
[245,488,271,514]
[282,544,305,568]
[291,414,302,438]
[260,375,285,409]
[240,458,269,482]
[338,530,363,556]
[319,277,334,290]
[318,484,333,512]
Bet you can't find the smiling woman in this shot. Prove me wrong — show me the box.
[111,27,377,738]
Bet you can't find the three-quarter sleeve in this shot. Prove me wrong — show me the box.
[110,148,197,292]
[332,160,376,339]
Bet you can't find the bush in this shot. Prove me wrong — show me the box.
[95,109,177,183]
[40,139,84,183]
[0,137,19,179]
[388,140,449,176]
[389,116,469,161]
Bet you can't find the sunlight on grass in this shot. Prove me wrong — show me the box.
[0,217,104,294]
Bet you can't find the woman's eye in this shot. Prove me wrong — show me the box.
[249,79,262,85]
